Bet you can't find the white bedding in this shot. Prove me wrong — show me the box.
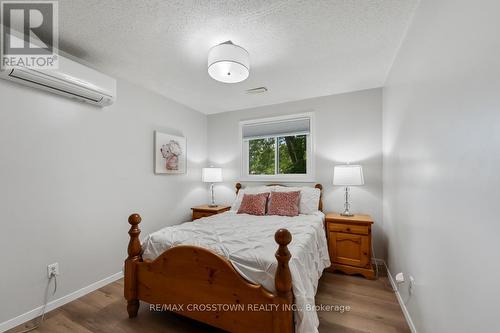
[141,211,331,333]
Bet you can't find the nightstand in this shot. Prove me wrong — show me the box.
[191,205,230,221]
[325,212,375,279]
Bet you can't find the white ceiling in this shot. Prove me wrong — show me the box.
[58,0,418,114]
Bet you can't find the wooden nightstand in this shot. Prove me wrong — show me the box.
[191,205,230,221]
[325,212,375,279]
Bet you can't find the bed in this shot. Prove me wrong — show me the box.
[124,183,330,333]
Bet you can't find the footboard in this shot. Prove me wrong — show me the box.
[124,214,293,333]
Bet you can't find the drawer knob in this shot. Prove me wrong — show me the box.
[346,228,351,232]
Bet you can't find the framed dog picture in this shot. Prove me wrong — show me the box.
[154,131,186,174]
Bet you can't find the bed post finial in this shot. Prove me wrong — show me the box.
[236,182,242,194]
[315,183,323,211]
[274,229,292,299]
[127,214,142,257]
[125,213,142,318]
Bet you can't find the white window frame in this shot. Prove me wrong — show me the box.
[239,112,315,182]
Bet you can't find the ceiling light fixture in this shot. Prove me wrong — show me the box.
[208,41,249,83]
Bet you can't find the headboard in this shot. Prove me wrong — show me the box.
[235,183,323,212]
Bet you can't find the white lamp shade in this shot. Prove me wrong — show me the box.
[202,167,222,183]
[208,41,249,83]
[333,165,364,186]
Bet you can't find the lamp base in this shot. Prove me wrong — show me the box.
[208,204,218,208]
[340,211,354,217]
[341,187,354,217]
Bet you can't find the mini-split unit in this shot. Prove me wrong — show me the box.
[0,54,116,107]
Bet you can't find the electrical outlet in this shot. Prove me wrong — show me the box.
[47,263,59,278]
[409,275,415,295]
[395,272,405,284]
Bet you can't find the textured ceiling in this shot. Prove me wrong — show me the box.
[58,0,418,114]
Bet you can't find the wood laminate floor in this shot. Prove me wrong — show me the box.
[8,272,410,333]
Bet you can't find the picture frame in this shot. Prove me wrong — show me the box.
[154,131,186,174]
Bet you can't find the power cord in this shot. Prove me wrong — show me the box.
[15,274,57,333]
[371,243,412,304]
[371,242,396,292]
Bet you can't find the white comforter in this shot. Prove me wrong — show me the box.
[141,211,331,333]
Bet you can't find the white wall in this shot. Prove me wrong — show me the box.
[0,78,208,324]
[207,88,385,257]
[383,0,500,332]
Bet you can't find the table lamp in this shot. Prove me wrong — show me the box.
[202,167,222,207]
[333,164,364,216]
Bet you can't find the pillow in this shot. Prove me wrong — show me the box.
[273,186,321,214]
[231,186,275,211]
[267,191,300,217]
[237,193,270,216]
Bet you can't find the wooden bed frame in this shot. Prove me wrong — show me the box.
[124,183,323,333]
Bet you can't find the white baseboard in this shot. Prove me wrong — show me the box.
[0,271,123,333]
[1,263,417,333]
[382,261,418,333]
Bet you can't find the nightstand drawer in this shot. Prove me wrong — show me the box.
[192,211,214,220]
[329,223,369,235]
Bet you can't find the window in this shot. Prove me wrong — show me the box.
[241,113,314,181]
[248,135,307,175]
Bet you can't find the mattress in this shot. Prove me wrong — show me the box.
[141,211,331,333]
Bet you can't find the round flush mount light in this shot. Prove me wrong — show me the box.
[208,41,249,83]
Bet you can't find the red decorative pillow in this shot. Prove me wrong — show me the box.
[237,193,269,216]
[267,191,300,217]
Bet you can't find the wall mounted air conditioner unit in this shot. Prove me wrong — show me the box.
[0,55,116,107]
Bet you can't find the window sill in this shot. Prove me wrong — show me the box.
[240,175,316,183]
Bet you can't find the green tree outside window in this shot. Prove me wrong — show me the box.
[249,137,275,175]
[249,135,307,175]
